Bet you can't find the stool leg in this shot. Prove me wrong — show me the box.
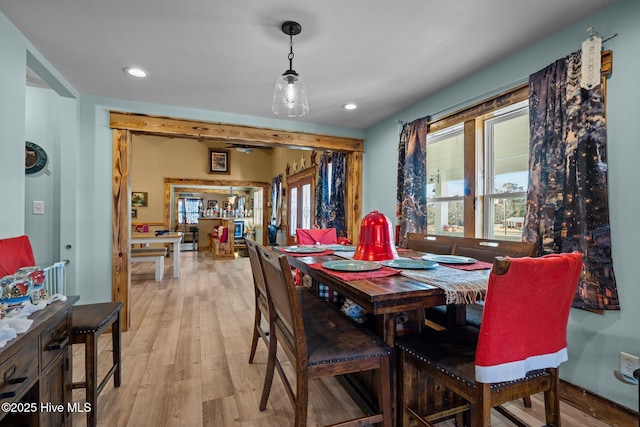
[113,312,122,387]
[85,334,98,427]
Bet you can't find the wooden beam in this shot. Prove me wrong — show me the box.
[112,129,131,331]
[109,112,364,152]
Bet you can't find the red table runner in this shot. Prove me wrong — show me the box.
[309,263,401,281]
[283,250,335,257]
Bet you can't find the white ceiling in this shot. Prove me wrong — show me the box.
[1,0,615,130]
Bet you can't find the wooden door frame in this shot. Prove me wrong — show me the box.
[110,112,364,329]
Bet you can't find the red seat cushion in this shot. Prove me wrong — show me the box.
[0,235,36,277]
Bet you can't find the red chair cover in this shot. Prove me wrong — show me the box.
[219,227,228,244]
[475,252,583,383]
[295,228,337,245]
[0,235,37,277]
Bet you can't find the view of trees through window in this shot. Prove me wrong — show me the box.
[426,94,529,241]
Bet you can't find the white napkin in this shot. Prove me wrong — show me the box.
[17,293,67,317]
[0,324,18,348]
[0,293,67,348]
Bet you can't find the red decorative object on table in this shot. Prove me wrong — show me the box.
[353,211,399,261]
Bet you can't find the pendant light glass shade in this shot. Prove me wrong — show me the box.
[272,21,309,117]
[272,71,309,117]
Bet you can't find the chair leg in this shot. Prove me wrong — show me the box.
[543,368,561,426]
[248,303,260,363]
[522,395,532,408]
[259,332,277,411]
[474,382,492,427]
[295,372,309,427]
[379,355,392,427]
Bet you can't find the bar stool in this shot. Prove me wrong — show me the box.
[71,301,123,427]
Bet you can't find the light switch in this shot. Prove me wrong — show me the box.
[32,201,44,215]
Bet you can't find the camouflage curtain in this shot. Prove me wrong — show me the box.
[396,117,429,247]
[524,51,619,310]
[315,152,346,237]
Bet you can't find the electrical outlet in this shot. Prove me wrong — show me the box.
[620,352,639,378]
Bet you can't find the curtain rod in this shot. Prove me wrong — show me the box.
[397,31,618,127]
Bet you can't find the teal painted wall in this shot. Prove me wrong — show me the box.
[364,0,640,410]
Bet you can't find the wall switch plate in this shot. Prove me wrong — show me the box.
[620,352,639,378]
[32,201,44,215]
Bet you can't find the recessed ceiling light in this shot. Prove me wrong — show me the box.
[123,67,149,78]
[342,103,358,110]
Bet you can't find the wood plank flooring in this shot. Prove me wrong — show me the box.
[70,251,615,427]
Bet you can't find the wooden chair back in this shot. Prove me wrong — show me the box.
[404,233,458,254]
[255,244,393,427]
[452,237,537,262]
[476,252,582,382]
[295,228,338,245]
[397,252,583,427]
[256,245,307,363]
[245,238,271,364]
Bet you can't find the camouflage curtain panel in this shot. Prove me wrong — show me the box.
[396,117,428,247]
[315,153,347,237]
[271,174,283,227]
[524,51,619,310]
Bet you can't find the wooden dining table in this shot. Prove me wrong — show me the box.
[282,248,490,346]
[131,232,183,278]
[279,246,492,426]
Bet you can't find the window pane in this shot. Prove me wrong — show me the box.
[426,124,464,198]
[302,183,311,229]
[427,200,464,236]
[289,187,298,236]
[487,107,529,194]
[487,196,526,241]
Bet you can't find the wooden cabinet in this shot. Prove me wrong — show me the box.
[0,296,78,427]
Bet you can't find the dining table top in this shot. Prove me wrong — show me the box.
[278,247,491,317]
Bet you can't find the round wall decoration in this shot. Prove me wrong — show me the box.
[25,141,48,175]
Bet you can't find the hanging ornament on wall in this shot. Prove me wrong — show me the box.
[25,141,48,175]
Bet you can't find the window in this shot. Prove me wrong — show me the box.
[287,168,315,245]
[426,124,465,236]
[178,197,202,224]
[253,188,263,227]
[426,87,529,240]
[482,103,529,240]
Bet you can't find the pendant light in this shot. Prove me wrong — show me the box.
[272,21,309,117]
[227,187,236,206]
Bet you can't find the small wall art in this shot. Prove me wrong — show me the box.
[209,149,230,174]
[132,192,148,207]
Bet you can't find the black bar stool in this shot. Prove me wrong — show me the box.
[71,301,123,427]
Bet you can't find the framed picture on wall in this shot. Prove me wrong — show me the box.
[208,149,230,174]
[131,209,137,218]
[132,192,148,207]
[207,200,218,209]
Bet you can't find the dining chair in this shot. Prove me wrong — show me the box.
[295,227,338,245]
[255,243,393,427]
[425,238,538,330]
[245,238,270,364]
[404,233,458,255]
[396,252,583,427]
[295,227,338,301]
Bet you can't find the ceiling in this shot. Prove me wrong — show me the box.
[1,0,615,130]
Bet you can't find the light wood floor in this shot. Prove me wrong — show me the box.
[70,251,614,427]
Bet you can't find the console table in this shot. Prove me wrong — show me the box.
[0,296,79,427]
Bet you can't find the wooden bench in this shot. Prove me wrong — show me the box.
[131,248,167,281]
